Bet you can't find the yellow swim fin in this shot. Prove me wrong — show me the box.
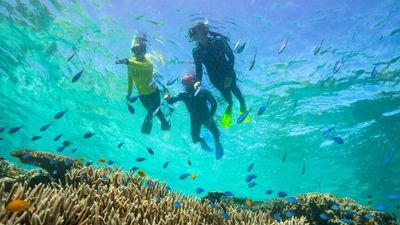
[220,112,232,128]
[239,111,251,123]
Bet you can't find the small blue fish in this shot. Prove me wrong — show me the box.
[247,162,255,172]
[277,191,287,198]
[332,136,344,144]
[166,77,178,86]
[179,173,190,180]
[384,152,394,166]
[131,166,139,172]
[340,218,352,224]
[363,213,372,219]
[257,104,267,116]
[210,202,217,209]
[174,201,181,208]
[107,160,114,165]
[323,127,335,137]
[152,106,161,116]
[147,147,154,155]
[287,196,298,204]
[156,196,161,203]
[127,104,135,114]
[136,157,146,162]
[282,152,287,162]
[248,182,257,188]
[278,39,288,54]
[22,152,30,159]
[331,204,339,210]
[72,69,83,83]
[162,161,170,169]
[31,136,42,141]
[71,148,77,153]
[221,194,229,200]
[67,51,76,61]
[9,126,23,134]
[101,175,108,182]
[319,213,329,220]
[333,59,342,74]
[195,187,204,194]
[85,161,93,166]
[243,204,250,209]
[57,145,67,152]
[0,156,5,160]
[387,194,400,200]
[245,174,257,183]
[301,160,306,175]
[0,126,6,133]
[54,134,63,141]
[224,191,233,197]
[65,159,73,165]
[223,212,231,220]
[235,42,246,54]
[313,39,324,55]
[237,108,252,124]
[375,204,388,211]
[49,159,57,165]
[345,209,355,216]
[40,123,52,132]
[265,189,274,195]
[83,132,94,138]
[118,142,124,148]
[285,210,293,217]
[129,95,140,103]
[148,79,157,88]
[54,110,67,119]
[274,212,282,221]
[147,183,153,189]
[62,140,72,146]
[248,50,257,71]
[188,159,192,166]
[166,186,171,191]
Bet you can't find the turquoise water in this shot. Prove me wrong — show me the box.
[1,0,400,220]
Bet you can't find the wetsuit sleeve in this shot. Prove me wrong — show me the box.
[205,90,217,117]
[166,92,185,104]
[222,40,235,69]
[193,48,203,82]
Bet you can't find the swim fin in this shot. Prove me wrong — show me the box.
[239,111,251,123]
[141,117,152,134]
[200,138,212,152]
[220,112,232,128]
[215,142,224,160]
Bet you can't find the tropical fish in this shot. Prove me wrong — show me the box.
[245,199,252,207]
[333,59,342,74]
[130,166,139,172]
[371,65,378,78]
[118,142,124,148]
[5,199,29,212]
[174,201,181,207]
[345,209,355,216]
[237,107,252,124]
[179,173,190,180]
[71,148,77,153]
[301,160,306,175]
[166,77,178,86]
[57,145,67,152]
[137,170,146,177]
[319,213,329,220]
[323,127,335,137]
[85,160,93,166]
[387,194,400,200]
[101,175,108,182]
[54,134,63,141]
[65,159,73,165]
[98,158,106,163]
[210,202,217,209]
[136,157,146,162]
[148,79,157,88]
[233,41,241,52]
[223,212,231,220]
[195,187,204,194]
[331,204,339,210]
[162,161,170,169]
[62,140,72,146]
[146,19,162,26]
[127,104,135,114]
[277,191,287,198]
[9,126,23,134]
[375,204,388,211]
[83,132,94,139]
[245,174,257,183]
[274,212,282,221]
[248,49,257,71]
[146,183,153,189]
[8,171,18,177]
[282,152,287,162]
[265,189,274,195]
[235,42,246,53]
[72,69,83,83]
[384,152,394,166]
[257,104,267,116]
[79,157,85,161]
[22,152,30,159]
[31,136,42,141]
[313,39,324,55]
[107,160,114,165]
[0,126,6,133]
[340,218,352,224]
[247,162,255,172]
[54,110,67,119]
[278,39,288,54]
[152,106,160,116]
[147,147,154,155]
[191,173,197,179]
[287,196,298,204]
[129,95,140,103]
[40,123,52,132]
[49,159,57,165]
[188,159,192,166]
[248,182,257,188]
[332,136,344,144]
[67,51,76,61]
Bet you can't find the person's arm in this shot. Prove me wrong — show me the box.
[204,90,217,117]
[127,62,134,100]
[165,92,184,105]
[193,49,203,82]
[115,58,129,65]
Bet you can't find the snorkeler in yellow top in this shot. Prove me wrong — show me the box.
[116,34,170,134]
[189,22,250,128]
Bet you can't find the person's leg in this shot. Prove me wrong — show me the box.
[229,71,247,112]
[205,120,223,159]
[191,119,211,151]
[139,95,153,134]
[151,89,170,130]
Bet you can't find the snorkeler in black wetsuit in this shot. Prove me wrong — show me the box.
[164,74,224,160]
[189,22,248,128]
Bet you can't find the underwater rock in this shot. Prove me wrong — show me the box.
[11,149,82,179]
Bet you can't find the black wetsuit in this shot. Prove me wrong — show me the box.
[166,89,220,143]
[193,37,245,108]
[139,88,170,134]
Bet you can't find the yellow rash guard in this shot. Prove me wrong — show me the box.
[127,57,156,95]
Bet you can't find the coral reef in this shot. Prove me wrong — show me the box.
[0,166,308,225]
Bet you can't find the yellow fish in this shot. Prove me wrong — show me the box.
[191,173,197,180]
[245,199,252,207]
[8,171,18,177]
[5,199,30,212]
[137,170,146,177]
[79,157,85,162]
[98,157,106,163]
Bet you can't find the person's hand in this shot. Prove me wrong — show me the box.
[164,93,171,100]
[223,77,232,89]
[194,81,201,90]
[116,58,129,64]
[126,95,131,102]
